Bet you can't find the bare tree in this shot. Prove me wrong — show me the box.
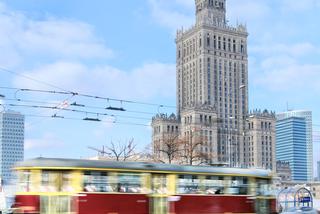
[88,138,141,161]
[108,139,136,161]
[153,134,182,164]
[180,130,210,165]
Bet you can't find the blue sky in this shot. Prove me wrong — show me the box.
[0,0,320,174]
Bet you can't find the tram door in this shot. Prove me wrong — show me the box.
[40,195,73,214]
[150,174,168,214]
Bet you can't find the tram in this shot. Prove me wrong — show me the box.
[13,158,276,214]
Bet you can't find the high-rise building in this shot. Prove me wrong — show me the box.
[277,110,313,181]
[176,0,248,166]
[0,111,24,183]
[152,0,274,169]
[276,117,307,181]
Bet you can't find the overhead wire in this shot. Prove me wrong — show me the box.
[0,86,175,109]
[1,97,157,116]
[0,103,152,121]
[0,65,175,127]
[22,113,150,127]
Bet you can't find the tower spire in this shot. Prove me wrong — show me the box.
[195,0,226,25]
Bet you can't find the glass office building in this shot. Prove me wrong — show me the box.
[276,117,307,181]
[277,110,313,181]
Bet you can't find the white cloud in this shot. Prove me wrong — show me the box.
[18,19,113,59]
[0,2,113,68]
[25,133,65,150]
[260,55,296,70]
[251,41,320,95]
[13,61,176,101]
[254,63,320,92]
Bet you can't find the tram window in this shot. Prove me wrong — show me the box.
[17,170,31,192]
[257,179,272,196]
[152,174,167,194]
[61,172,73,192]
[177,175,201,194]
[83,171,111,192]
[41,170,73,192]
[225,177,248,195]
[117,173,142,193]
[203,176,224,194]
[41,171,58,192]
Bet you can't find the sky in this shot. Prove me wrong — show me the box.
[0,0,320,175]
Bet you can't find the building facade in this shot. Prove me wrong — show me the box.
[276,117,307,181]
[246,110,276,170]
[276,161,292,181]
[180,106,218,164]
[0,111,24,183]
[152,0,274,169]
[176,0,248,166]
[152,114,180,163]
[277,110,313,181]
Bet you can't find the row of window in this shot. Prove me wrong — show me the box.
[248,122,272,130]
[18,170,273,196]
[179,34,246,59]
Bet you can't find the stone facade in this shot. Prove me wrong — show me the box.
[245,110,276,170]
[151,114,180,162]
[151,0,275,169]
[276,160,292,181]
[176,0,248,166]
[180,105,218,164]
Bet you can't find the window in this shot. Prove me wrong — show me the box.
[18,170,31,192]
[41,170,72,192]
[118,173,142,193]
[256,179,272,196]
[83,171,143,193]
[177,175,201,194]
[83,171,111,192]
[152,174,167,194]
[204,176,224,194]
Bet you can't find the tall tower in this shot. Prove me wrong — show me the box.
[195,0,226,25]
[176,0,248,166]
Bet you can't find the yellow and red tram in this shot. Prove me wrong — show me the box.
[13,158,276,213]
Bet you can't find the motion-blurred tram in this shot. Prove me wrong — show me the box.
[13,158,276,214]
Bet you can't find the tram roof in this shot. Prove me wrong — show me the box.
[16,157,272,178]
